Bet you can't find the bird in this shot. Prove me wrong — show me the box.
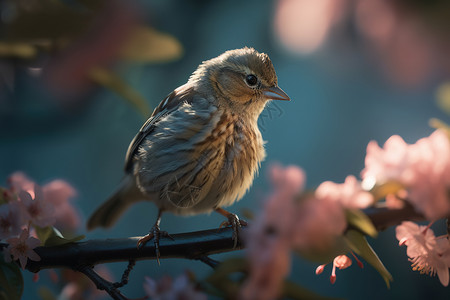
[87,47,290,261]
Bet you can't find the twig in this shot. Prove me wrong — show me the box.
[78,265,128,300]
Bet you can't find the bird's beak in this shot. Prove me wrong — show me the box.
[262,86,290,101]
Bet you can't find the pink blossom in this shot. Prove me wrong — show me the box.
[362,130,450,220]
[143,274,207,300]
[8,172,35,195]
[403,130,450,220]
[361,135,410,184]
[316,252,363,284]
[0,203,25,240]
[18,185,55,228]
[396,221,450,286]
[4,229,41,270]
[43,180,80,231]
[239,165,305,300]
[316,175,373,209]
[293,196,346,252]
[330,255,353,284]
[59,266,113,300]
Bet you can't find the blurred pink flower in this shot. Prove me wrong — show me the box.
[405,130,450,220]
[274,0,450,86]
[43,180,80,231]
[8,172,35,196]
[274,0,347,54]
[396,221,450,286]
[240,164,305,300]
[8,172,80,231]
[362,130,450,220]
[4,228,41,270]
[59,266,113,300]
[43,1,140,101]
[355,0,443,87]
[143,274,207,300]
[0,202,25,240]
[18,185,55,228]
[361,135,410,185]
[293,196,346,252]
[316,175,374,209]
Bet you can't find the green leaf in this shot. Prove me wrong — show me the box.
[120,26,183,63]
[345,230,393,288]
[37,286,57,300]
[283,280,343,300]
[0,42,37,59]
[206,257,248,298]
[88,67,151,116]
[34,226,84,247]
[345,209,378,238]
[0,257,23,300]
[436,82,450,115]
[370,181,404,201]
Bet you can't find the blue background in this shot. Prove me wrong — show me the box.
[1,0,449,299]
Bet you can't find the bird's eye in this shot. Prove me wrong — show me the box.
[245,74,258,87]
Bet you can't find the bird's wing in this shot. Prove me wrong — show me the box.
[124,83,196,173]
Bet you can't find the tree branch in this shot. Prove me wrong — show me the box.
[2,204,424,300]
[24,227,242,273]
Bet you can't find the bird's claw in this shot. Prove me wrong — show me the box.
[137,225,173,265]
[219,213,247,248]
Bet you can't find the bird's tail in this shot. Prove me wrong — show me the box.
[87,176,142,230]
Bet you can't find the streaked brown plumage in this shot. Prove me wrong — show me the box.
[87,47,290,257]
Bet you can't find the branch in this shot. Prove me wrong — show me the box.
[364,202,425,231]
[2,204,423,299]
[20,204,422,273]
[24,227,241,273]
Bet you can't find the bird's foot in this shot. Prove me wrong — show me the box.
[219,213,247,248]
[137,225,173,264]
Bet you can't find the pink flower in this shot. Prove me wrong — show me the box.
[362,130,450,220]
[8,172,35,195]
[4,229,41,270]
[403,130,450,220]
[316,175,374,209]
[143,274,207,300]
[396,221,450,286]
[293,196,346,252]
[316,252,363,284]
[0,203,25,240]
[18,185,55,228]
[239,165,305,300]
[361,135,410,184]
[43,180,80,231]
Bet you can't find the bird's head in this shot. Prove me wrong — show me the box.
[189,47,290,118]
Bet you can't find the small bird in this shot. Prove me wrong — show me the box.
[87,47,290,260]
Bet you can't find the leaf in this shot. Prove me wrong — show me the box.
[37,286,57,300]
[345,209,378,238]
[345,230,393,288]
[120,26,183,63]
[283,280,343,300]
[0,257,23,300]
[34,226,84,247]
[370,181,404,201]
[429,118,450,139]
[0,42,37,59]
[436,82,450,115]
[88,67,151,116]
[206,257,248,298]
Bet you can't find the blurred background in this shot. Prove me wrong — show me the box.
[1,0,449,299]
